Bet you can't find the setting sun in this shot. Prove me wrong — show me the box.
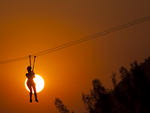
[25,74,45,93]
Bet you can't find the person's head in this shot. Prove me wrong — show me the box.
[27,66,32,72]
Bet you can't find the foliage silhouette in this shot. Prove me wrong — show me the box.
[55,98,74,113]
[111,73,117,88]
[55,57,150,113]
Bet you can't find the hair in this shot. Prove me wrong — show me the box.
[27,66,32,71]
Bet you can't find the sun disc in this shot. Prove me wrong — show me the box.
[25,74,45,93]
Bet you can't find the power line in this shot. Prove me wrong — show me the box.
[0,16,150,64]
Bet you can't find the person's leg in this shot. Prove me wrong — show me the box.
[29,88,33,103]
[33,85,38,102]
[27,84,32,103]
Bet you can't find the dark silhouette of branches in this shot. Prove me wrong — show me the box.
[55,98,71,113]
[112,73,117,88]
[119,66,130,79]
[55,57,150,113]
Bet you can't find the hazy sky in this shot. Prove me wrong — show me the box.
[0,0,150,113]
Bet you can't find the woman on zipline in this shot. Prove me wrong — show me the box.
[26,56,38,103]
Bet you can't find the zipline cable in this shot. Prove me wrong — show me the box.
[0,56,28,64]
[33,16,150,56]
[0,16,150,64]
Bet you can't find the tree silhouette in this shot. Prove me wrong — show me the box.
[55,57,150,113]
[112,73,117,88]
[119,66,129,79]
[82,79,112,113]
[55,98,72,113]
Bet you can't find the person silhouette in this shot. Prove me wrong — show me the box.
[26,66,38,103]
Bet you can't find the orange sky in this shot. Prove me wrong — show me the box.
[0,0,150,113]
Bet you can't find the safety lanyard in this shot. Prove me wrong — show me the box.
[29,55,36,72]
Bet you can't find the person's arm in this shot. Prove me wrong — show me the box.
[26,73,28,78]
[32,72,35,78]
